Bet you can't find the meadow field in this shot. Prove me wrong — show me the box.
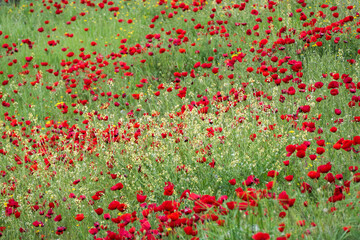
[0,0,360,239]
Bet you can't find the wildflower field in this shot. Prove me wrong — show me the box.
[0,0,360,239]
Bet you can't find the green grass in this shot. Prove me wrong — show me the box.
[0,0,360,239]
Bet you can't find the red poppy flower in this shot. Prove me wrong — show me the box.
[296,150,306,158]
[89,228,98,235]
[212,67,219,74]
[94,208,103,215]
[250,9,259,16]
[184,226,197,236]
[330,127,337,132]
[110,182,123,191]
[324,173,335,183]
[330,89,339,96]
[349,166,358,172]
[132,94,140,100]
[353,173,360,182]
[279,211,286,218]
[75,214,84,221]
[238,202,249,211]
[316,147,325,155]
[318,162,332,173]
[308,171,320,179]
[266,181,274,190]
[284,175,293,182]
[300,182,312,193]
[108,201,120,210]
[54,215,62,222]
[297,220,306,226]
[267,170,279,178]
[66,52,74,57]
[229,179,236,185]
[164,182,175,196]
[226,201,237,210]
[250,133,257,141]
[301,105,311,113]
[136,194,147,203]
[334,109,342,115]
[247,67,254,72]
[252,232,270,240]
